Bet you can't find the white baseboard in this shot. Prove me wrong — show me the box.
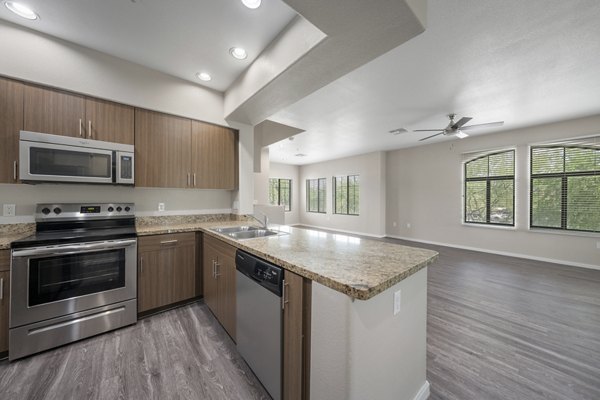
[295,224,385,239]
[413,381,430,400]
[386,235,600,271]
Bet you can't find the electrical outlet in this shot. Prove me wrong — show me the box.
[406,222,411,229]
[3,204,16,217]
[158,203,165,212]
[394,290,402,315]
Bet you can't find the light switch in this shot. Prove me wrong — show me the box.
[158,203,165,212]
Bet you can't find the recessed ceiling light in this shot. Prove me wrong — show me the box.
[196,72,212,81]
[241,0,261,9]
[4,1,38,20]
[229,47,248,60]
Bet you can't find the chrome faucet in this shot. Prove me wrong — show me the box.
[250,212,269,229]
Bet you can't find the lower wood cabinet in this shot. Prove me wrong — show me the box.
[137,233,196,313]
[0,250,10,355]
[203,234,236,340]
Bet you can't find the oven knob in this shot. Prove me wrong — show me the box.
[107,206,114,212]
[53,207,62,215]
[124,206,131,212]
[42,207,51,215]
[116,206,122,212]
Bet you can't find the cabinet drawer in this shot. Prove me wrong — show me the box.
[0,250,9,272]
[204,234,237,259]
[138,232,195,251]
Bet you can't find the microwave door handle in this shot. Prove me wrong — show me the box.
[12,239,137,257]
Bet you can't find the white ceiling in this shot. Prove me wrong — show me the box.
[268,0,600,165]
[0,0,296,91]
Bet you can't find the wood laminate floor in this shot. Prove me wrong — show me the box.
[1,232,599,400]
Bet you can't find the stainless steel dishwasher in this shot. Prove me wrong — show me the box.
[236,250,283,400]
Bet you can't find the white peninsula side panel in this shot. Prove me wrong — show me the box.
[310,267,429,400]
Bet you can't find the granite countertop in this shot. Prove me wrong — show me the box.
[0,219,438,300]
[138,221,438,300]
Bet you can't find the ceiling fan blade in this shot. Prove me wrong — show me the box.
[419,132,444,141]
[461,121,504,131]
[451,117,473,130]
[413,129,445,132]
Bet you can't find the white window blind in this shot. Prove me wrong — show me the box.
[530,136,600,233]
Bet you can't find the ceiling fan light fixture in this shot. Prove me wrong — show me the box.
[4,1,38,20]
[455,130,469,139]
[389,128,408,135]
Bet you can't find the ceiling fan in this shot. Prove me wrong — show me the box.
[414,114,504,141]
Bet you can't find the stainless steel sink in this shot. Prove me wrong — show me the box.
[228,229,280,240]
[211,226,258,234]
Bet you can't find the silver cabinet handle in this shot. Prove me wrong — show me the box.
[187,173,191,187]
[88,120,92,138]
[281,280,289,310]
[214,261,221,278]
[212,260,216,278]
[0,278,3,300]
[193,173,196,187]
[140,257,143,274]
[79,119,83,136]
[12,238,137,257]
[160,239,178,245]
[13,160,17,181]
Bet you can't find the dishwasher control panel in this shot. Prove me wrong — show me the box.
[236,250,283,296]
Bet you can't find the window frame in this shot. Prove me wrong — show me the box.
[306,178,327,213]
[333,175,360,216]
[268,178,292,212]
[463,150,515,227]
[529,145,600,234]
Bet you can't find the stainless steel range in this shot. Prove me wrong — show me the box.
[9,203,138,360]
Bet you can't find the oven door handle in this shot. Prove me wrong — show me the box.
[12,239,137,257]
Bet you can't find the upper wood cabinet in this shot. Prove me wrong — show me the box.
[135,109,192,188]
[24,84,85,138]
[85,98,134,144]
[191,121,238,190]
[0,77,23,183]
[23,84,134,144]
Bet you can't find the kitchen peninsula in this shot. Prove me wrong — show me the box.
[137,219,438,400]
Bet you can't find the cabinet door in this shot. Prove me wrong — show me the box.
[217,250,236,340]
[85,98,134,144]
[135,109,191,188]
[138,249,173,312]
[0,270,10,354]
[24,84,85,137]
[195,232,203,297]
[191,121,238,189]
[0,77,23,184]
[203,241,219,314]
[171,233,196,304]
[283,271,307,400]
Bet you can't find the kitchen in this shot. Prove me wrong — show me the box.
[0,2,596,398]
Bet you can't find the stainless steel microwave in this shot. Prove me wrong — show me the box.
[19,131,134,185]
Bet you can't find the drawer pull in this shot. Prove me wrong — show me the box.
[0,277,3,300]
[160,239,178,245]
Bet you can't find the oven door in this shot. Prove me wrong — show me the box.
[19,139,115,184]
[10,239,137,328]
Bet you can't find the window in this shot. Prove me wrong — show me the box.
[530,144,600,233]
[464,150,515,226]
[306,178,326,213]
[268,178,291,211]
[334,175,359,215]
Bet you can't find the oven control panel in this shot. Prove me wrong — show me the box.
[36,203,135,221]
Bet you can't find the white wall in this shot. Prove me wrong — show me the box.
[387,114,600,268]
[0,184,232,223]
[269,162,300,225]
[0,20,250,221]
[298,152,387,237]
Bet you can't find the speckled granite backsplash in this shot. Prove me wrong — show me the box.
[0,223,35,236]
[135,213,251,227]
